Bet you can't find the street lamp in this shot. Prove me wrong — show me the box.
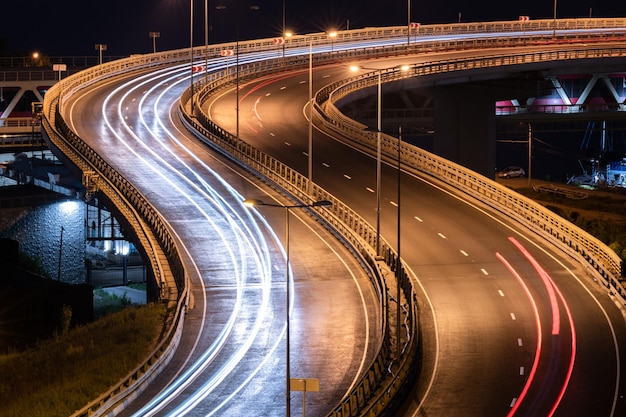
[553,0,558,37]
[243,198,332,417]
[327,30,337,52]
[94,44,107,65]
[149,31,160,53]
[350,64,409,256]
[216,3,260,141]
[189,0,195,113]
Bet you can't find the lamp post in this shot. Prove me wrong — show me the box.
[204,0,209,84]
[553,0,558,37]
[190,0,195,113]
[216,3,259,141]
[243,198,332,417]
[349,64,409,256]
[349,65,382,256]
[149,31,160,53]
[95,44,107,65]
[396,127,402,361]
[527,123,532,187]
[327,30,337,52]
[308,36,313,194]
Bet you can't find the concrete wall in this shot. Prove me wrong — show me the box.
[0,198,85,283]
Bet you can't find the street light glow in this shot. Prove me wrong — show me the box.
[243,196,331,417]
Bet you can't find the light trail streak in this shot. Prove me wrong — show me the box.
[508,237,576,417]
[496,252,543,417]
[65,26,626,416]
[87,68,282,415]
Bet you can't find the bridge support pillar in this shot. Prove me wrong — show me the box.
[431,85,496,178]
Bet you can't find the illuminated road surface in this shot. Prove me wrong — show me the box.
[57,26,626,416]
[62,62,381,416]
[207,43,626,416]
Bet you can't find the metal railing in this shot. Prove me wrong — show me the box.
[317,48,626,301]
[38,18,626,416]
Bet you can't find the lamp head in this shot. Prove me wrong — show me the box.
[243,198,264,207]
[311,200,332,207]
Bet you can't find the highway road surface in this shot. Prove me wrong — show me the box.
[206,46,626,416]
[53,25,626,416]
[62,64,382,416]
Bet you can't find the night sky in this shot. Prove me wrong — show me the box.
[1,0,624,57]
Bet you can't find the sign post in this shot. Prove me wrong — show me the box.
[290,378,319,417]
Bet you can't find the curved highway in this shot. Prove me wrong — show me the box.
[206,45,626,416]
[62,64,381,416]
[50,22,626,416]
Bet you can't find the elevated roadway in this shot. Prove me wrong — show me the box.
[40,18,626,417]
[207,49,626,416]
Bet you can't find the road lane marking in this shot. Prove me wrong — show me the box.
[480,268,488,275]
[460,250,468,256]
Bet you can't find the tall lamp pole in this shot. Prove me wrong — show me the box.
[149,32,160,53]
[95,44,107,65]
[350,65,409,256]
[527,123,533,187]
[553,0,558,37]
[308,36,313,194]
[190,0,195,113]
[205,0,209,84]
[243,198,332,417]
[407,0,411,46]
[396,127,402,360]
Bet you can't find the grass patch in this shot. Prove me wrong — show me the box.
[514,186,626,259]
[0,302,166,417]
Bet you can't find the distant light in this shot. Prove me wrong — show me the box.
[328,31,338,38]
[118,240,130,256]
[59,200,79,215]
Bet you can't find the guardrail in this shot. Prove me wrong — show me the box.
[316,48,626,303]
[41,76,189,416]
[190,23,626,414]
[0,117,42,137]
[184,79,420,417]
[39,18,626,416]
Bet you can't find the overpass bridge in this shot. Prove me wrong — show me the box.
[24,18,626,417]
